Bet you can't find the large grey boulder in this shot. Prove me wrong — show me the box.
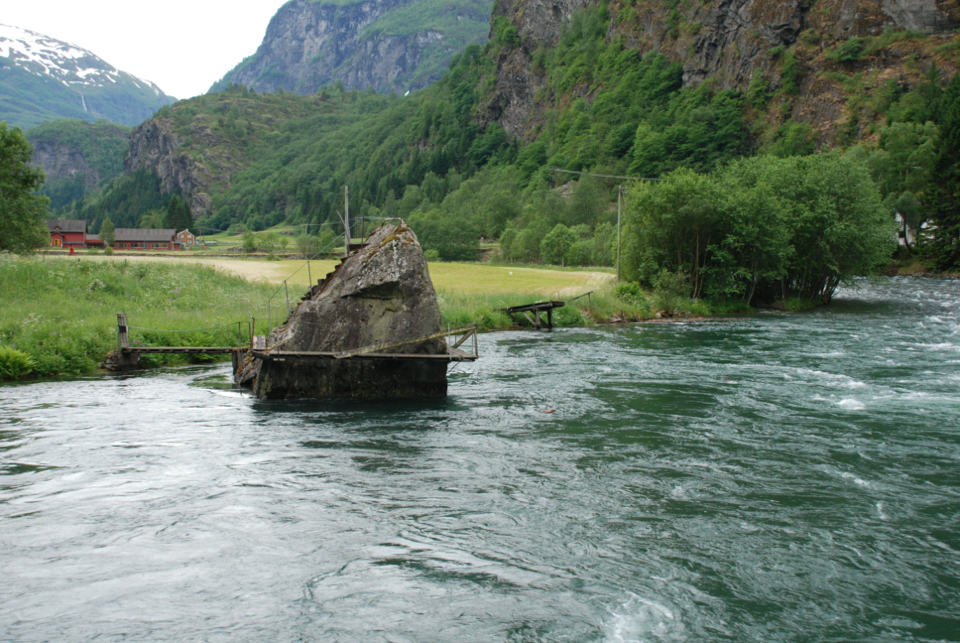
[249,222,448,399]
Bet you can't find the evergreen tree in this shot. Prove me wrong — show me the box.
[164,195,193,231]
[926,74,960,270]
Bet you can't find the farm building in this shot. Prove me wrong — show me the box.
[47,219,88,248]
[111,229,182,250]
[176,229,196,247]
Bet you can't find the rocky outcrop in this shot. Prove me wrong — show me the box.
[124,119,214,217]
[482,0,960,140]
[31,140,108,188]
[248,222,449,399]
[212,0,492,95]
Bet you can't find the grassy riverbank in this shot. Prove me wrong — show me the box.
[0,254,745,381]
[0,254,276,380]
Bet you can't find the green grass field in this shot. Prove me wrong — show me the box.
[0,254,276,379]
[1,253,702,381]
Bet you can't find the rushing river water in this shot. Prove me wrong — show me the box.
[2,277,959,642]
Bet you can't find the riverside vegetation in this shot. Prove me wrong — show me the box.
[0,254,666,381]
[0,256,274,380]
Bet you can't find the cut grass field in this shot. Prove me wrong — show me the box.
[80,254,615,296]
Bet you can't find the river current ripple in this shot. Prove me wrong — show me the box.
[1,277,959,642]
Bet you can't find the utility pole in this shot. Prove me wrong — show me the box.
[617,185,622,282]
[344,185,350,258]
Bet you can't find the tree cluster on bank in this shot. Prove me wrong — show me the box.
[623,153,895,305]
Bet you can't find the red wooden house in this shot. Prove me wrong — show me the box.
[47,219,88,248]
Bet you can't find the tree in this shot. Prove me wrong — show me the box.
[0,122,49,251]
[409,211,479,261]
[99,217,116,247]
[137,209,165,229]
[926,74,960,270]
[729,153,894,302]
[164,195,193,231]
[540,224,578,265]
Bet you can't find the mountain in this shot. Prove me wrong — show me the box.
[210,0,493,95]
[78,0,960,259]
[481,0,960,142]
[0,24,175,129]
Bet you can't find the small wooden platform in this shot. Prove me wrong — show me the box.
[501,301,565,330]
[122,347,240,354]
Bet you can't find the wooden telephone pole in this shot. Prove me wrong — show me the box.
[344,185,350,258]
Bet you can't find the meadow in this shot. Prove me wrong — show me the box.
[0,254,276,379]
[0,253,698,381]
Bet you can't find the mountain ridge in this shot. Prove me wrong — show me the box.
[210,0,493,95]
[0,23,175,129]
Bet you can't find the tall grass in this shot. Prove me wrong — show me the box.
[437,285,655,330]
[0,254,277,379]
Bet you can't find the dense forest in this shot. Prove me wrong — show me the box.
[39,0,960,302]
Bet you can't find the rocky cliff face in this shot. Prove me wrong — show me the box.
[483,0,960,140]
[213,0,492,95]
[124,120,210,216]
[31,140,110,188]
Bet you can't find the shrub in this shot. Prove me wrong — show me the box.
[826,38,867,62]
[0,346,36,379]
[295,233,322,256]
[651,270,689,315]
[614,281,647,307]
[242,230,257,253]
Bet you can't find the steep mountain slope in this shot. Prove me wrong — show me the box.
[0,24,175,129]
[482,0,960,142]
[26,119,130,210]
[211,0,492,95]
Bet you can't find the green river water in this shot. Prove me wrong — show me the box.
[1,277,958,641]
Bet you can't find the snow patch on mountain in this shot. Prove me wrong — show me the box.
[0,23,163,96]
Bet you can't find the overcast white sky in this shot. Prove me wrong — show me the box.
[5,0,289,99]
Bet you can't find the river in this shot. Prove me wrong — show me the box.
[2,277,958,642]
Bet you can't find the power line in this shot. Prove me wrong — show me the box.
[547,166,662,182]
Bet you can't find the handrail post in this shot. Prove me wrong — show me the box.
[284,281,291,315]
[117,313,130,350]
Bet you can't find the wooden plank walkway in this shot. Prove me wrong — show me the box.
[251,347,476,362]
[114,314,478,363]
